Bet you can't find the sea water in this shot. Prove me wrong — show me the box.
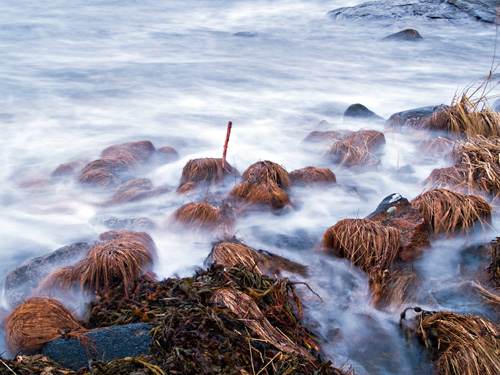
[0,1,499,373]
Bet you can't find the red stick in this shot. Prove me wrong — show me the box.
[222,121,232,168]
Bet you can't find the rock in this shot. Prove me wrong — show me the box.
[343,104,384,122]
[89,216,157,231]
[289,166,337,187]
[51,160,87,178]
[385,105,447,131]
[156,146,179,163]
[367,193,430,262]
[43,323,155,370]
[105,178,170,205]
[329,0,491,23]
[302,130,353,145]
[233,31,258,38]
[383,29,423,41]
[4,241,98,308]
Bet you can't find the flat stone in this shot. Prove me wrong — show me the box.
[367,193,430,262]
[43,323,155,370]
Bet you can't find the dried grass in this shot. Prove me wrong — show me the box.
[371,270,418,308]
[101,140,155,164]
[177,158,239,193]
[98,230,158,259]
[5,297,87,354]
[417,137,453,158]
[75,239,154,296]
[33,266,79,297]
[410,188,491,238]
[172,202,228,232]
[78,168,121,188]
[211,288,312,360]
[302,130,351,144]
[324,140,380,169]
[415,310,500,375]
[289,166,337,187]
[321,218,401,274]
[228,181,292,210]
[207,241,308,277]
[241,160,291,190]
[425,95,500,137]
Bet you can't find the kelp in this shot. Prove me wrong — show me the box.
[85,265,349,375]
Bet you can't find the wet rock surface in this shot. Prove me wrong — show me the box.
[385,105,446,130]
[343,103,384,121]
[4,241,98,308]
[367,193,430,262]
[329,0,498,24]
[43,323,155,370]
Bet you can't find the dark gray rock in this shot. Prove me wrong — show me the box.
[383,28,423,40]
[43,323,155,370]
[233,31,258,38]
[4,241,98,308]
[329,0,497,23]
[343,103,384,121]
[385,104,447,130]
[90,216,157,231]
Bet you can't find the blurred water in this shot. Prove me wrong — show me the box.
[0,0,499,372]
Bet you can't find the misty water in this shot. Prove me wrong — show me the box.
[1,0,499,373]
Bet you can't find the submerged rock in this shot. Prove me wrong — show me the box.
[4,241,98,308]
[385,105,446,130]
[343,103,384,122]
[383,29,423,41]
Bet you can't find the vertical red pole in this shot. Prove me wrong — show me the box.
[222,121,232,168]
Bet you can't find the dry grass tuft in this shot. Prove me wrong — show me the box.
[302,130,351,144]
[33,266,79,297]
[101,140,155,164]
[207,241,308,277]
[229,181,292,210]
[78,167,121,188]
[371,270,418,308]
[425,95,500,137]
[321,218,401,274]
[75,239,154,296]
[289,166,337,187]
[98,230,158,259]
[177,158,239,193]
[410,188,491,238]
[211,288,312,360]
[241,160,291,190]
[171,201,235,233]
[324,130,385,169]
[417,137,453,158]
[5,297,87,354]
[415,310,500,375]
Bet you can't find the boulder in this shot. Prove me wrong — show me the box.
[329,0,494,23]
[385,105,448,131]
[383,29,423,41]
[156,146,179,163]
[343,104,384,122]
[367,193,430,262]
[4,241,98,308]
[43,323,154,370]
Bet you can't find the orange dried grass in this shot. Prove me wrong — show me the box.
[172,202,229,232]
[98,230,158,259]
[211,288,312,360]
[100,140,155,164]
[33,266,79,297]
[417,137,453,158]
[207,242,307,277]
[5,297,87,354]
[289,166,337,187]
[415,310,500,375]
[425,95,500,137]
[229,181,291,210]
[410,189,491,238]
[321,218,401,274]
[241,161,291,190]
[75,239,154,295]
[177,157,239,193]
